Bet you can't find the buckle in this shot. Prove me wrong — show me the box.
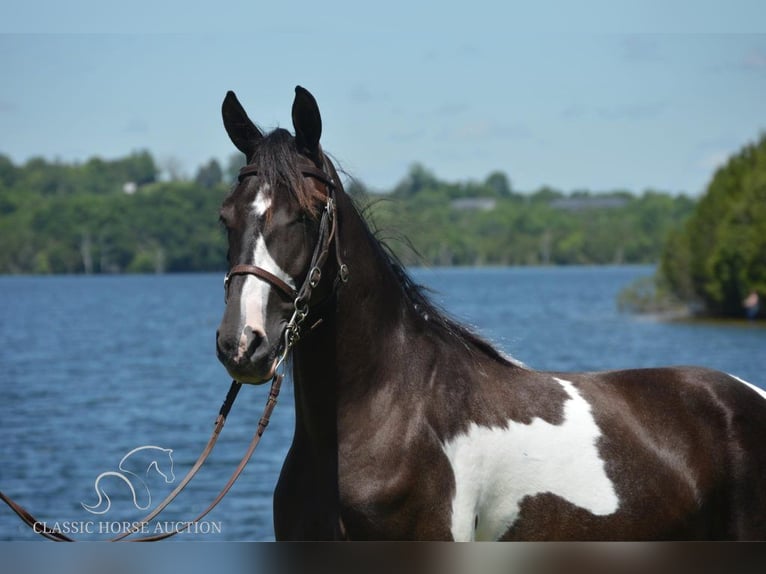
[308,266,322,288]
[338,264,349,283]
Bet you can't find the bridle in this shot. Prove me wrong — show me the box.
[225,159,349,344]
[0,160,348,541]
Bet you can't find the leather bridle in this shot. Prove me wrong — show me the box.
[0,160,347,541]
[224,161,348,312]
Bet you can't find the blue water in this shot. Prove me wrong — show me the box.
[1,267,764,541]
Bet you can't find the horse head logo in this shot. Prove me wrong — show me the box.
[81,445,175,515]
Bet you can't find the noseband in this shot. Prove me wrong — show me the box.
[223,162,349,344]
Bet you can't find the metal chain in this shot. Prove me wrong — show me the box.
[275,298,308,371]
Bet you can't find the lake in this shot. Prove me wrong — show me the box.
[1,266,764,541]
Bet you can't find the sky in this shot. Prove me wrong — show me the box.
[1,1,765,195]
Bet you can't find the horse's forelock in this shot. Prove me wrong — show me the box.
[247,128,326,218]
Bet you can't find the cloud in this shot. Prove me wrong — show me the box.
[389,128,423,143]
[596,101,666,121]
[349,84,374,104]
[123,118,149,134]
[349,84,390,105]
[620,36,662,63]
[561,104,588,120]
[454,120,531,140]
[561,101,666,121]
[422,43,479,63]
[742,48,766,70]
[433,102,470,117]
[706,46,766,75]
[697,150,731,172]
[0,100,17,113]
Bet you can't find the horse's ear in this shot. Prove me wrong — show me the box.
[292,86,322,163]
[222,91,263,160]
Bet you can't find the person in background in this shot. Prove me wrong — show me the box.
[743,290,760,320]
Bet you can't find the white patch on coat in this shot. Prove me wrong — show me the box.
[251,183,272,217]
[729,374,766,401]
[237,233,295,356]
[441,377,619,541]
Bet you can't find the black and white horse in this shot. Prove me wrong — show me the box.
[215,86,766,540]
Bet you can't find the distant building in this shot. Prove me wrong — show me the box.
[451,198,497,211]
[550,196,628,211]
[122,181,138,195]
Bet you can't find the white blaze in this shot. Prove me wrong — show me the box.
[251,183,272,217]
[442,377,619,541]
[235,183,294,355]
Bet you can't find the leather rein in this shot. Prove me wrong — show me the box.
[0,161,346,542]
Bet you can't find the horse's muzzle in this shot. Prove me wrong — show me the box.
[215,329,277,384]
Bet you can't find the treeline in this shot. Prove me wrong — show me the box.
[358,164,694,266]
[0,152,232,274]
[0,151,694,274]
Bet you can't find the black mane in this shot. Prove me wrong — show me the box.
[348,187,517,367]
[242,126,516,367]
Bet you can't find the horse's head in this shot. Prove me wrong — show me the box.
[148,447,175,484]
[216,87,338,384]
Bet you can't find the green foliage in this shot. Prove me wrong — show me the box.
[0,151,695,275]
[0,153,225,274]
[658,133,766,317]
[363,173,693,267]
[616,275,687,316]
[195,159,224,188]
[485,171,513,197]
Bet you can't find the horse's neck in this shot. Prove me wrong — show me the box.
[291,311,339,451]
[291,190,418,445]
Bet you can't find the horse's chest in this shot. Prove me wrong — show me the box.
[441,378,620,541]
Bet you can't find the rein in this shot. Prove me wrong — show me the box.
[1,379,244,542]
[0,161,347,542]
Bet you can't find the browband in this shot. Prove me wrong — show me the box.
[237,164,336,188]
[225,160,346,308]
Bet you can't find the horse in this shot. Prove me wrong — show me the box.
[215,86,766,541]
[81,445,175,515]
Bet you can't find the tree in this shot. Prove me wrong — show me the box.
[659,133,766,317]
[195,159,224,188]
[485,171,512,197]
[160,156,185,181]
[0,150,696,275]
[392,163,438,197]
[121,150,159,185]
[530,185,563,203]
[0,154,17,188]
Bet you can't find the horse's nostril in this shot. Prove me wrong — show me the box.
[217,326,266,363]
[244,328,265,358]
